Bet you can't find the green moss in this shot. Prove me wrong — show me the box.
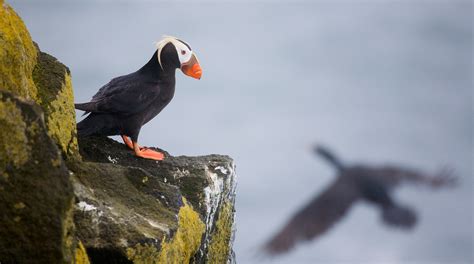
[0,96,31,174]
[32,50,79,158]
[207,201,234,263]
[126,198,205,264]
[0,0,38,100]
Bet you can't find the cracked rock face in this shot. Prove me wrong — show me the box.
[73,136,237,263]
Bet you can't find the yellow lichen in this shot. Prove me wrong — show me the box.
[32,47,79,159]
[126,243,160,264]
[14,202,25,209]
[51,156,62,167]
[207,202,234,263]
[63,198,76,262]
[157,197,205,264]
[75,241,91,264]
[127,198,205,264]
[45,72,79,157]
[0,98,31,174]
[27,120,40,137]
[0,0,38,100]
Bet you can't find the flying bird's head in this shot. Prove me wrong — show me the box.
[156,36,202,79]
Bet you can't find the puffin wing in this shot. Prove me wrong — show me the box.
[75,74,160,115]
[263,177,360,255]
[375,166,458,189]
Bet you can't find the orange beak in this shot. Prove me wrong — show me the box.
[181,54,202,80]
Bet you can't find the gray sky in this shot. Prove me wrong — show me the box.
[9,0,473,263]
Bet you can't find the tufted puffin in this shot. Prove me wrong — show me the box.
[263,145,457,255]
[75,36,201,161]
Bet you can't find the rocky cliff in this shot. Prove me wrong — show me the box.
[74,136,236,264]
[0,1,236,263]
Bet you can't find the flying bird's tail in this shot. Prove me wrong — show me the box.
[262,223,298,255]
[382,204,417,229]
[314,145,344,171]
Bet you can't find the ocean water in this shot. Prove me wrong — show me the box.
[9,1,473,263]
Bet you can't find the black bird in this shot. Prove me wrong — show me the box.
[263,145,457,255]
[75,36,202,160]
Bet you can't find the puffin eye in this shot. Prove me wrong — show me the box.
[181,50,186,55]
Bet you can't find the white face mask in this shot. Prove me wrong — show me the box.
[174,41,193,65]
[156,36,193,69]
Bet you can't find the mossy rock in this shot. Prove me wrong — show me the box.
[127,198,205,264]
[74,136,237,263]
[207,201,235,263]
[32,45,79,159]
[0,90,75,263]
[0,0,38,100]
[0,0,78,160]
[70,161,180,249]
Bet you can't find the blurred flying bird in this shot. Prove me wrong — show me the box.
[75,36,202,160]
[263,145,457,255]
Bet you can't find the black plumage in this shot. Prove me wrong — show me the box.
[75,37,201,160]
[263,145,457,255]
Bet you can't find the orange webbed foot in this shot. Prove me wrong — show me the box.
[135,148,165,161]
[132,140,164,161]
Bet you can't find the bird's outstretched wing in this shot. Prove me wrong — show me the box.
[263,178,360,255]
[75,73,161,115]
[376,166,458,188]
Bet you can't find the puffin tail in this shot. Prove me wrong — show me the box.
[76,114,104,137]
[75,102,97,116]
[314,145,345,171]
[382,204,417,229]
[75,102,96,111]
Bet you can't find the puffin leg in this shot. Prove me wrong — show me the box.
[133,141,164,161]
[122,135,148,150]
[121,135,134,150]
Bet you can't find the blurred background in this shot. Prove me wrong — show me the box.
[9,0,472,263]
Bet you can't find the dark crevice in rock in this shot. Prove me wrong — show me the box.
[86,247,132,264]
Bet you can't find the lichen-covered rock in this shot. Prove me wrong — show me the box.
[75,241,91,264]
[0,0,38,100]
[0,91,75,263]
[33,46,79,158]
[207,202,235,263]
[127,198,205,264]
[0,2,81,262]
[0,0,78,159]
[75,136,237,263]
